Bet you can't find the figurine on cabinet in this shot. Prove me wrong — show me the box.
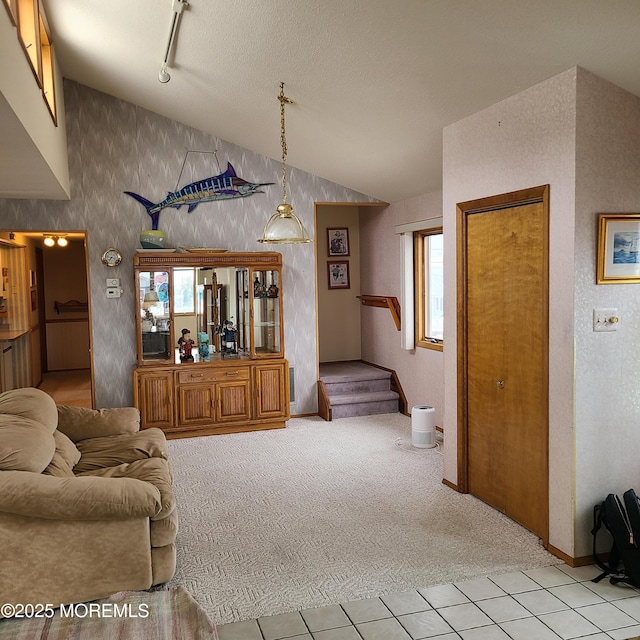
[219,320,238,355]
[178,328,195,361]
[253,275,266,298]
[267,283,279,298]
[198,331,210,359]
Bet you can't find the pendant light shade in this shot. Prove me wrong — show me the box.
[258,83,311,244]
[260,204,311,244]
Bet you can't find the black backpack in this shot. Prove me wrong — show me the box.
[592,488,640,587]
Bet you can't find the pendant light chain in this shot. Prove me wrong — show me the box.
[279,82,292,205]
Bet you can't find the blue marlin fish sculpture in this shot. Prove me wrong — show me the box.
[124,163,273,230]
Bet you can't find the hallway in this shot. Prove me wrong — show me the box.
[38,369,92,407]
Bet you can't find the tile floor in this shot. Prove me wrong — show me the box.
[217,564,640,640]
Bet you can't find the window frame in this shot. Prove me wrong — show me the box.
[415,227,444,351]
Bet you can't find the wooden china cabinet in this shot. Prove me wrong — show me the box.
[132,251,289,438]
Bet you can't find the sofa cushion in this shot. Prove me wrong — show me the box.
[73,428,168,474]
[0,387,58,432]
[77,457,175,520]
[0,414,56,473]
[57,405,140,443]
[43,431,82,477]
[54,430,82,467]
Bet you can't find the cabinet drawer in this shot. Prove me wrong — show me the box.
[177,367,250,385]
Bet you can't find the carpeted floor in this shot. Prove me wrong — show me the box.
[166,414,560,626]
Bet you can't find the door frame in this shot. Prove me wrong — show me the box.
[456,185,550,537]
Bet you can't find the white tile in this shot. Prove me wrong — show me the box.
[380,591,431,616]
[356,617,412,640]
[312,627,361,640]
[500,616,563,640]
[524,566,576,588]
[258,611,309,640]
[396,609,454,638]
[217,619,264,640]
[489,572,541,594]
[608,623,640,639]
[341,598,392,624]
[555,563,603,582]
[513,589,569,615]
[612,595,640,621]
[549,583,606,608]
[538,609,601,639]
[454,577,506,601]
[300,605,351,632]
[437,603,494,631]
[575,601,637,631]
[459,625,512,640]
[583,578,640,602]
[419,583,470,608]
[475,596,532,623]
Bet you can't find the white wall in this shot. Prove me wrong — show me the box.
[0,8,69,198]
[442,66,640,559]
[360,193,444,424]
[573,70,640,556]
[443,68,578,556]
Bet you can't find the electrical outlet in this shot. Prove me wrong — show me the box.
[593,308,619,332]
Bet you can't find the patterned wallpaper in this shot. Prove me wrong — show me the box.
[0,81,376,410]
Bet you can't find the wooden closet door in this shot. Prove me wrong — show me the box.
[465,200,548,539]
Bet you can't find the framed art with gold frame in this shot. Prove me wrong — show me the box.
[597,213,640,284]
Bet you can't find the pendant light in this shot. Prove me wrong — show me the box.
[258,83,312,244]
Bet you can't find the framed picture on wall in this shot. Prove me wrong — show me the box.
[327,261,350,289]
[597,213,640,283]
[327,228,350,256]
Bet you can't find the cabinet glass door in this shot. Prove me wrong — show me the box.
[251,268,281,356]
[138,270,172,362]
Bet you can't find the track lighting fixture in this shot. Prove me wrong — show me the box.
[158,0,188,84]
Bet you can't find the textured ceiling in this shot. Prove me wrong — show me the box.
[14,1,640,201]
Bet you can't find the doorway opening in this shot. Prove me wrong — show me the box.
[0,230,94,407]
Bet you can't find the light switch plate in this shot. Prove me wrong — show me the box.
[593,308,619,332]
[106,278,120,287]
[106,287,121,298]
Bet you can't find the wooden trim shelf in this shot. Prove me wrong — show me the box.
[54,299,88,314]
[357,295,401,331]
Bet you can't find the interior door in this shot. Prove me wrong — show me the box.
[460,187,549,541]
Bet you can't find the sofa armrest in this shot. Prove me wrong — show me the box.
[57,405,140,442]
[0,470,161,520]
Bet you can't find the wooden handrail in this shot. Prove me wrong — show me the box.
[356,295,401,331]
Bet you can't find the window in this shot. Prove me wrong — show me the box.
[415,228,443,350]
[173,268,195,315]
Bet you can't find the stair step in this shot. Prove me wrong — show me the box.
[329,390,399,406]
[332,396,400,420]
[324,377,391,395]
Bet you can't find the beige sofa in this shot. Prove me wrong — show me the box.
[0,387,177,612]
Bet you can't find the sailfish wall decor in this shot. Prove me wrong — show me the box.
[125,162,273,230]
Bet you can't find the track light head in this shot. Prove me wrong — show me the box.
[159,63,171,83]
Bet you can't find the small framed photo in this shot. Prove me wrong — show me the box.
[597,213,640,283]
[327,261,350,289]
[327,228,350,256]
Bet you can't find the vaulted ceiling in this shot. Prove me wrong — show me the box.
[10,1,640,202]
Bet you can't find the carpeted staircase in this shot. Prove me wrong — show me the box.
[318,361,400,420]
